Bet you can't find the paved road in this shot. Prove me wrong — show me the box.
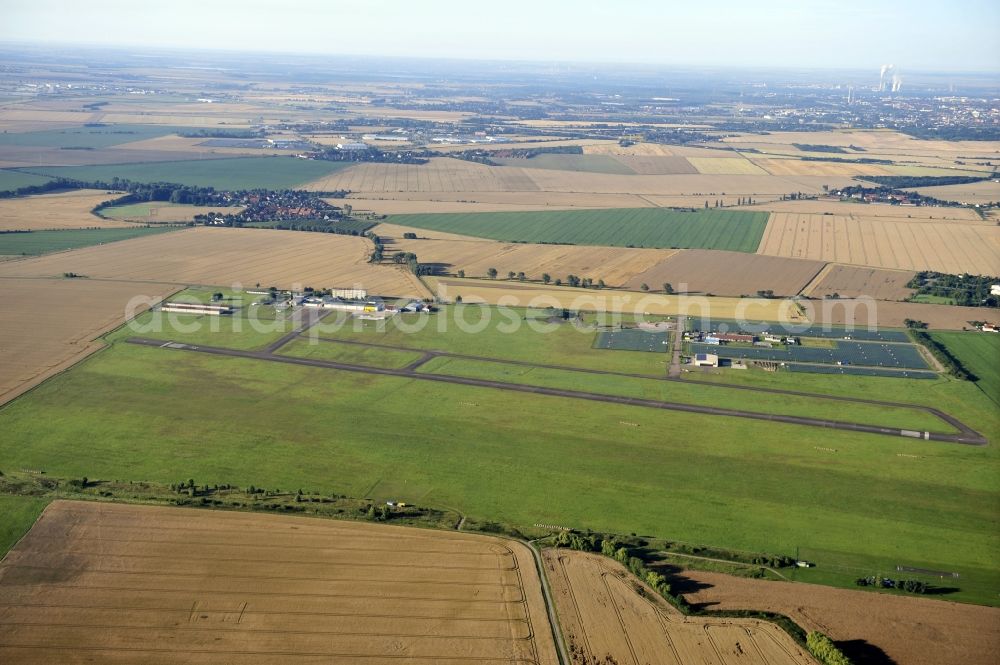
[126,337,987,445]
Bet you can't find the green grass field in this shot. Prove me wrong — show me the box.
[279,338,425,368]
[0,226,178,256]
[0,124,186,149]
[493,154,636,175]
[414,355,952,432]
[930,331,1000,406]
[24,157,351,190]
[314,306,668,376]
[385,208,769,251]
[0,169,54,192]
[0,495,49,557]
[0,339,996,603]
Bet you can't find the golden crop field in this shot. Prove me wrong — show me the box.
[750,157,896,177]
[802,264,916,300]
[0,190,136,230]
[382,233,678,286]
[304,158,540,193]
[756,212,1000,273]
[607,155,699,175]
[806,298,991,330]
[687,156,769,175]
[0,501,559,665]
[0,227,430,297]
[425,277,807,324]
[347,191,656,209]
[0,277,179,405]
[909,180,1000,205]
[543,550,815,665]
[683,570,1000,665]
[346,197,599,214]
[735,199,984,221]
[625,249,825,297]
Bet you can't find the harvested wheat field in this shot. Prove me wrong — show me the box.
[756,212,1000,273]
[687,157,769,175]
[305,158,540,193]
[0,227,429,297]
[0,500,558,665]
[425,277,807,324]
[0,190,136,231]
[0,277,179,405]
[604,155,700,175]
[543,550,815,665]
[678,570,1000,665]
[909,179,1000,205]
[522,171,853,197]
[802,264,916,300]
[347,191,655,209]
[344,198,603,215]
[381,232,677,286]
[625,250,825,297]
[749,158,895,177]
[735,199,984,221]
[806,298,990,330]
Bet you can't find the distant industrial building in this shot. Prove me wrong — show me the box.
[336,142,369,151]
[160,302,234,316]
[330,288,367,300]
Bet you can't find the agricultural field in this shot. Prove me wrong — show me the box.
[346,198,587,214]
[426,277,808,324]
[0,501,558,664]
[604,155,699,175]
[807,298,990,330]
[930,332,1000,405]
[687,156,768,175]
[0,123,185,149]
[492,153,637,175]
[625,250,825,296]
[0,189,139,231]
[756,212,1000,273]
[0,227,429,297]
[380,232,678,285]
[908,179,1000,205]
[349,190,656,210]
[544,549,816,665]
[0,496,48,558]
[736,198,985,221]
[305,157,540,193]
[0,277,179,405]
[102,201,242,223]
[25,156,351,190]
[384,208,770,251]
[0,168,52,191]
[1,338,996,603]
[802,264,916,300]
[0,226,177,256]
[679,570,1000,665]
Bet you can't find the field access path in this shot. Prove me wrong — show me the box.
[125,337,987,445]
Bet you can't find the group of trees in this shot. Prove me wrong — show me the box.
[806,632,853,665]
[907,271,1000,308]
[855,576,928,594]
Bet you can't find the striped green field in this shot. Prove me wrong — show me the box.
[930,332,1000,405]
[384,208,769,251]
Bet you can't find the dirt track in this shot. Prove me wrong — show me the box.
[0,500,559,664]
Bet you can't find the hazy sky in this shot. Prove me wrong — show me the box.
[2,0,998,72]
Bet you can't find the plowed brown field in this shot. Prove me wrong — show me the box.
[0,227,428,297]
[0,501,559,665]
[543,550,816,665]
[625,250,825,296]
[802,264,916,300]
[378,228,677,286]
[679,570,1000,665]
[756,212,1000,273]
[0,277,179,405]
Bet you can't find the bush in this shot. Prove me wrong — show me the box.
[807,631,853,665]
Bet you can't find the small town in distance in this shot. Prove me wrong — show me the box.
[0,2,998,665]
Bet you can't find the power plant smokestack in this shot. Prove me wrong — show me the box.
[891,74,902,93]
